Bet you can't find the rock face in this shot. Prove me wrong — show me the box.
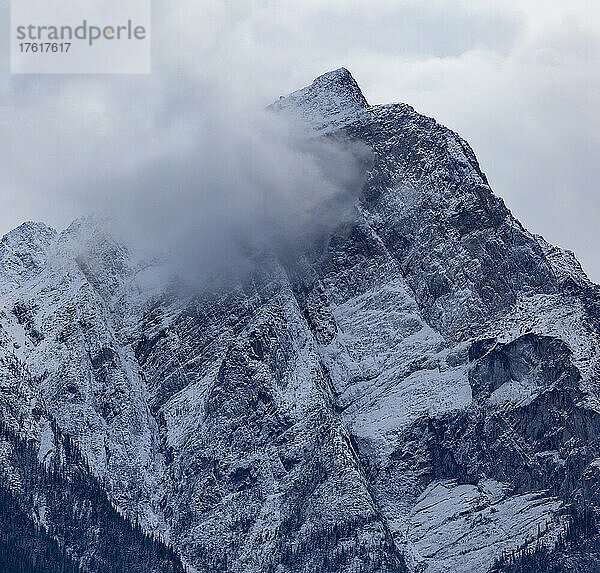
[2,68,600,572]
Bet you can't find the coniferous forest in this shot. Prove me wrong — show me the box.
[0,419,184,573]
[491,506,600,573]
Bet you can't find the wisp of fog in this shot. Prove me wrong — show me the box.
[93,95,370,283]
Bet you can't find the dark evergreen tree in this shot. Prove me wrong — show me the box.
[491,506,600,573]
[0,419,185,573]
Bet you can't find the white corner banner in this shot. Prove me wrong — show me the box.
[10,0,151,74]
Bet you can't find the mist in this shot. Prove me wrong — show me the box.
[85,95,370,282]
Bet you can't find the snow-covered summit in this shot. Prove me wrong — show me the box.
[0,221,58,291]
[269,67,369,131]
[1,221,57,250]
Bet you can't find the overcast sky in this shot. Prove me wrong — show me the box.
[1,0,599,279]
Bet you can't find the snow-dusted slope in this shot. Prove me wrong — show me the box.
[269,67,368,132]
[2,69,600,572]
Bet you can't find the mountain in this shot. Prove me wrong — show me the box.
[2,68,600,572]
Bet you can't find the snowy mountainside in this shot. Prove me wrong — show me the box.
[2,68,600,572]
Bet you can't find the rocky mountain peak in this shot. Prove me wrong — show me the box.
[310,67,368,105]
[269,67,369,131]
[0,221,58,291]
[1,221,57,251]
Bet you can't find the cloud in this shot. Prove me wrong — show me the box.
[2,72,369,281]
[91,104,370,281]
